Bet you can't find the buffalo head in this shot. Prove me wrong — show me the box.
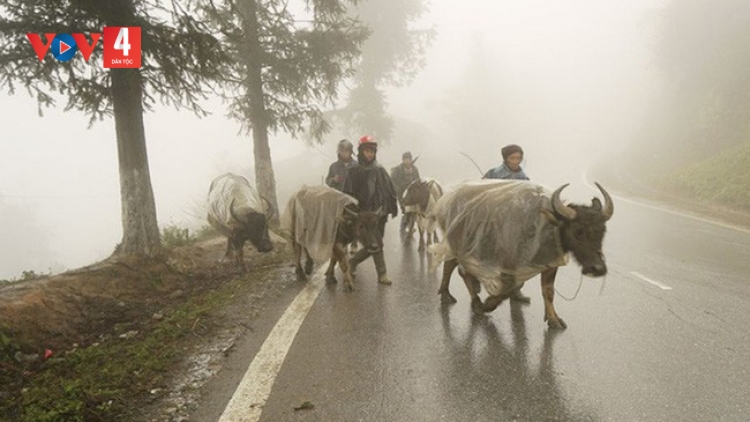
[353,206,385,254]
[550,183,613,277]
[337,203,361,243]
[230,199,274,253]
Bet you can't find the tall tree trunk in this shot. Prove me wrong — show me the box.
[111,67,162,256]
[240,0,280,222]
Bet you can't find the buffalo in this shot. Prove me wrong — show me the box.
[281,185,382,292]
[432,180,613,329]
[207,173,274,270]
[401,178,444,250]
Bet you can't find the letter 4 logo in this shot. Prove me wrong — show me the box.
[26,27,140,68]
[103,27,141,69]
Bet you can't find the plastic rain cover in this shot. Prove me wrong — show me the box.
[430,180,568,296]
[207,173,269,235]
[280,185,358,263]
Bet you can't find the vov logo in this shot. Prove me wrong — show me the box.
[26,27,141,68]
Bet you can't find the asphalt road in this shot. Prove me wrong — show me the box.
[192,189,750,422]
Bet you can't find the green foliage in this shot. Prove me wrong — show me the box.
[0,270,50,286]
[203,0,368,142]
[0,0,231,125]
[662,142,750,211]
[1,294,216,421]
[160,224,193,248]
[160,224,218,248]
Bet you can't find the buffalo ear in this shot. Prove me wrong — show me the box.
[591,198,602,212]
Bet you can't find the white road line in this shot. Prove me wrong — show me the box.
[217,267,326,422]
[582,171,750,236]
[630,271,673,291]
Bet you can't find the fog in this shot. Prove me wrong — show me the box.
[1,0,669,279]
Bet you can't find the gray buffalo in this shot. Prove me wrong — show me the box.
[432,180,613,329]
[207,173,273,269]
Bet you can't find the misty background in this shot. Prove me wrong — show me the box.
[4,0,748,279]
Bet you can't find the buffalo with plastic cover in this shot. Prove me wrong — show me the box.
[281,185,382,291]
[281,185,358,264]
[402,178,444,250]
[432,180,614,329]
[207,173,274,270]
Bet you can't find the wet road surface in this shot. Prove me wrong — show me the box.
[194,191,750,422]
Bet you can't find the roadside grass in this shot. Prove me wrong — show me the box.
[0,254,284,422]
[661,142,750,212]
[0,270,51,287]
[2,291,215,421]
[161,224,218,249]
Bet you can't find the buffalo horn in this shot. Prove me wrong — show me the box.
[551,184,577,220]
[594,182,614,221]
[260,196,275,222]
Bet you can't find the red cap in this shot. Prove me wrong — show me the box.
[359,135,376,145]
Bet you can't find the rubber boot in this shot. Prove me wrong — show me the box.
[373,250,391,285]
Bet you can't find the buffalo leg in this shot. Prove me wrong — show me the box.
[224,238,234,259]
[418,224,426,251]
[438,259,458,304]
[231,238,246,270]
[325,255,338,284]
[303,248,314,275]
[482,292,511,313]
[459,270,484,315]
[334,244,355,292]
[293,242,306,282]
[541,268,567,329]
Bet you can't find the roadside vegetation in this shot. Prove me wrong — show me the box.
[660,142,750,212]
[0,235,291,422]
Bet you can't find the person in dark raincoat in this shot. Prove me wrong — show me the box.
[325,139,357,191]
[343,135,399,285]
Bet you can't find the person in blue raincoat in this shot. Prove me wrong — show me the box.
[483,144,530,180]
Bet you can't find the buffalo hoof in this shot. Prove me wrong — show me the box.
[326,273,338,284]
[343,283,355,293]
[509,290,531,304]
[546,317,568,330]
[418,242,425,252]
[439,291,457,304]
[304,259,314,275]
[295,266,307,282]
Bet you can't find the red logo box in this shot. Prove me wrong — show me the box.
[103,27,141,68]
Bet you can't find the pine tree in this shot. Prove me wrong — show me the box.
[204,0,367,218]
[0,0,230,256]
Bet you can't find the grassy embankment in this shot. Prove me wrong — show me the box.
[1,225,289,422]
[659,142,750,213]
